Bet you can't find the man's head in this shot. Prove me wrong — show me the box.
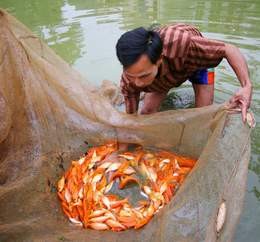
[116,27,163,87]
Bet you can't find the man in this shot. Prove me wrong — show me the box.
[116,24,252,122]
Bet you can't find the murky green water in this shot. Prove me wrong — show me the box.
[1,0,259,241]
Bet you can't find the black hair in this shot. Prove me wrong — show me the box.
[116,27,163,68]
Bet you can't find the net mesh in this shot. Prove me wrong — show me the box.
[0,9,251,242]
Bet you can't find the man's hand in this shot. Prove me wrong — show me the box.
[224,43,253,122]
[227,85,252,122]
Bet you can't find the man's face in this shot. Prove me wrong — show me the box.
[123,54,161,88]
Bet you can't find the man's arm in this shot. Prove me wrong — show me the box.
[125,94,140,114]
[120,74,140,114]
[188,34,252,121]
[224,43,253,122]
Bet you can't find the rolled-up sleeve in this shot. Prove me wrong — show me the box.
[120,74,140,114]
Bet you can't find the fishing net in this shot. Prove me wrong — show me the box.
[0,9,252,242]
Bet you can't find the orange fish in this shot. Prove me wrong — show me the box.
[57,141,196,232]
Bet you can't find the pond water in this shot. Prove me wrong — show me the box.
[0,0,259,241]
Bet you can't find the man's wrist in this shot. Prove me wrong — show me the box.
[240,78,252,89]
[244,82,252,89]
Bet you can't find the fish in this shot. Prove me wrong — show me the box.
[246,111,256,128]
[57,141,196,232]
[69,217,83,226]
[88,222,109,230]
[104,181,114,194]
[106,219,125,229]
[119,176,139,189]
[106,162,121,173]
[89,215,110,223]
[110,198,129,209]
[117,215,137,228]
[89,209,107,218]
[92,173,103,183]
[99,161,112,169]
[101,196,111,209]
[57,176,65,192]
[88,150,102,169]
[118,154,135,160]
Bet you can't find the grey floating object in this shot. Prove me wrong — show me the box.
[216,201,227,234]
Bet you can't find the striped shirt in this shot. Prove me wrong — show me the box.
[120,23,226,113]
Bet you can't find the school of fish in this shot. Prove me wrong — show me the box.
[57,141,196,231]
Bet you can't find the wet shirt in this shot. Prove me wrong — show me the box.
[120,23,226,113]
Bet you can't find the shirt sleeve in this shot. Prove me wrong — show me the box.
[187,36,226,68]
[120,74,140,114]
